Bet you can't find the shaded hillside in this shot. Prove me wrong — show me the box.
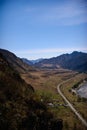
[0,49,35,73]
[0,51,63,130]
[0,52,34,99]
[35,51,87,72]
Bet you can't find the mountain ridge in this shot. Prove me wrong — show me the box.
[0,48,35,73]
[35,51,87,72]
[0,49,87,72]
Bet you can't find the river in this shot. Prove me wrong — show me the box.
[76,82,87,98]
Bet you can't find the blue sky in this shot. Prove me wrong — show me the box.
[0,0,87,59]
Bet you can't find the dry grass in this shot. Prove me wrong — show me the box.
[21,69,87,130]
[61,73,87,121]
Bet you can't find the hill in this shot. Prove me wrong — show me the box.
[0,49,35,73]
[0,49,63,130]
[35,51,87,72]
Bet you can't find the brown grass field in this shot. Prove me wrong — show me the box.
[21,68,87,130]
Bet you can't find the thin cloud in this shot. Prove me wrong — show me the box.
[14,48,87,59]
[25,1,87,26]
[15,48,87,55]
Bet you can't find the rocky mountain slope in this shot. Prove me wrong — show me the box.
[35,51,87,72]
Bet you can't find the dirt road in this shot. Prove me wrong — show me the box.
[57,80,87,127]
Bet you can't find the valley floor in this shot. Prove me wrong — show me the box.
[21,68,87,130]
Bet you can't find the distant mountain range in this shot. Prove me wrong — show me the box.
[35,51,87,72]
[22,58,43,65]
[0,49,87,72]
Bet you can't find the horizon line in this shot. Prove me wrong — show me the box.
[0,48,87,60]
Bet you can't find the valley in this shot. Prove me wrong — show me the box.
[0,49,87,130]
[1,0,87,129]
[21,68,87,130]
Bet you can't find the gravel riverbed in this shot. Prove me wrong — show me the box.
[77,82,87,98]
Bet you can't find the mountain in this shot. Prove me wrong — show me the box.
[22,58,33,65]
[35,51,87,72]
[3,48,86,72]
[0,49,35,73]
[22,58,43,65]
[0,51,34,98]
[31,58,44,64]
[0,49,63,130]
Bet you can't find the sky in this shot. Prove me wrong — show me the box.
[0,0,87,59]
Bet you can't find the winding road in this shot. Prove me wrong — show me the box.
[57,79,87,127]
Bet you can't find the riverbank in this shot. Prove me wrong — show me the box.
[76,82,87,99]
